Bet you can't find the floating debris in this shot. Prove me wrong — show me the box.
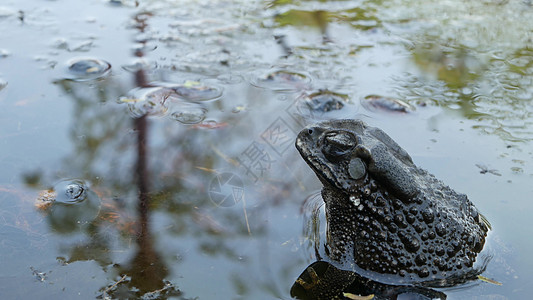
[475,164,502,176]
[65,57,111,81]
[231,105,246,113]
[251,70,311,92]
[304,90,349,112]
[477,275,502,286]
[30,267,47,282]
[0,78,7,91]
[361,95,414,113]
[35,189,56,210]
[343,292,374,300]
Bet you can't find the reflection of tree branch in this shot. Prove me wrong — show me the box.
[34,7,279,298]
[135,114,149,234]
[99,67,182,299]
[115,54,174,298]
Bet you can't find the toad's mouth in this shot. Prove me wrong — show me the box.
[295,132,340,190]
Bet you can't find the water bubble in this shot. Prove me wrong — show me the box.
[169,80,223,101]
[65,184,84,200]
[46,179,101,233]
[361,95,414,113]
[120,87,172,118]
[65,57,111,81]
[131,42,157,55]
[169,103,207,124]
[54,179,88,204]
[250,70,311,92]
[461,87,473,95]
[121,59,157,73]
[304,90,349,112]
[121,81,220,118]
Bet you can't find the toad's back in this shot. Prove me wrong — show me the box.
[295,119,490,286]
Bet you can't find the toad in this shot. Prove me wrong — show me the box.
[295,119,490,287]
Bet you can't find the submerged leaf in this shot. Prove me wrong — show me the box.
[183,80,201,88]
[477,275,502,286]
[343,292,374,299]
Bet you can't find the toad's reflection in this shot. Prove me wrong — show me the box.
[291,261,446,300]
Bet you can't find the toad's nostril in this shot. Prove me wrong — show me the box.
[308,128,314,135]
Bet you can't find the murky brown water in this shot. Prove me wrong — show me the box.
[0,0,531,299]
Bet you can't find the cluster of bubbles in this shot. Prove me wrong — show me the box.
[61,56,229,124]
[119,81,222,124]
[60,55,414,126]
[253,69,417,116]
[247,69,418,133]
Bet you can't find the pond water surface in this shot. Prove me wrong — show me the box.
[0,0,532,299]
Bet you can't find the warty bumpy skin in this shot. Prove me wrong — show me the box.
[295,119,490,286]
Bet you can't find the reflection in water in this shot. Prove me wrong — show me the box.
[291,261,446,300]
[98,13,180,299]
[274,10,331,42]
[30,8,276,297]
[412,44,482,90]
[400,21,533,142]
[34,107,178,297]
[107,103,179,298]
[36,12,182,299]
[38,179,101,234]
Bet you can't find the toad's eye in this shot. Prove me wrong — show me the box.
[322,131,356,161]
